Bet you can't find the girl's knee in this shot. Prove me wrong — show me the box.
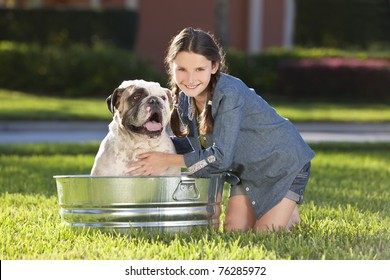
[224,195,256,232]
[254,198,298,232]
[224,213,254,232]
[287,205,301,228]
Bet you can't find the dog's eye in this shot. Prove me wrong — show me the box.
[160,96,166,101]
[131,94,141,101]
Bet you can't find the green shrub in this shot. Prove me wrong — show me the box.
[0,42,165,97]
[226,48,390,102]
[295,0,390,50]
[277,58,390,103]
[0,8,138,49]
[1,42,389,102]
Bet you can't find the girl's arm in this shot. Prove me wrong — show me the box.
[127,152,185,176]
[183,92,244,176]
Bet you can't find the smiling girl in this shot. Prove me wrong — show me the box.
[128,27,315,233]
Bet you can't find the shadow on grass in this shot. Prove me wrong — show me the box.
[0,144,98,197]
[1,142,390,214]
[0,142,99,156]
[307,144,390,215]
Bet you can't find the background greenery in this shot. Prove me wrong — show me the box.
[0,43,389,101]
[1,3,389,101]
[0,8,138,49]
[0,42,160,97]
[295,0,390,50]
[226,49,390,102]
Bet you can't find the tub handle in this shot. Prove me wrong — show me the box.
[173,179,200,201]
[223,172,241,186]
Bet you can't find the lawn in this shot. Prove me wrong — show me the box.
[0,89,108,121]
[1,143,389,260]
[2,89,390,122]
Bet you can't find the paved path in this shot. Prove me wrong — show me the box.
[1,121,390,143]
[295,122,390,143]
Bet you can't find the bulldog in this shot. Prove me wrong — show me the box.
[91,80,180,176]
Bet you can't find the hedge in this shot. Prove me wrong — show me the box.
[277,58,390,103]
[226,48,390,103]
[0,8,138,49]
[0,42,164,97]
[1,42,389,102]
[295,0,390,50]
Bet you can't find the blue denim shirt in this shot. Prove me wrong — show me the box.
[173,73,315,218]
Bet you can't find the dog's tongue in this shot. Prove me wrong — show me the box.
[144,121,162,131]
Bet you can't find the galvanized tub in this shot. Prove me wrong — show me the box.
[53,173,226,234]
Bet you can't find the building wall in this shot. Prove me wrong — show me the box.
[228,0,248,51]
[43,0,128,8]
[263,0,284,49]
[134,0,216,70]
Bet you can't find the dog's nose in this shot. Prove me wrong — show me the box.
[148,97,159,104]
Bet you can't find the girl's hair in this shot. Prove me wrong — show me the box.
[165,27,226,137]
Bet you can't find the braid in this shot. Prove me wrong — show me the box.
[170,84,189,138]
[198,72,220,135]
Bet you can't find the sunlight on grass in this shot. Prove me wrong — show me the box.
[0,89,110,121]
[273,103,390,122]
[2,89,390,122]
[1,143,389,259]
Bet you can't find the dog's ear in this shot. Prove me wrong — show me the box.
[106,88,125,114]
[163,88,173,106]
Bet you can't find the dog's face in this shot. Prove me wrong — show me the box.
[106,80,172,138]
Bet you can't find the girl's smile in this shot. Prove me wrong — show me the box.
[185,83,200,89]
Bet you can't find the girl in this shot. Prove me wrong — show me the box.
[128,27,315,232]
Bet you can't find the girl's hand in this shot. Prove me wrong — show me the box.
[127,152,170,176]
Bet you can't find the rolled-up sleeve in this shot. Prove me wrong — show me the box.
[183,92,244,177]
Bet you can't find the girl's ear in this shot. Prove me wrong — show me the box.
[211,61,219,74]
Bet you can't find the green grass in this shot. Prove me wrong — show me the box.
[273,103,390,123]
[0,89,109,121]
[2,89,390,122]
[1,143,389,260]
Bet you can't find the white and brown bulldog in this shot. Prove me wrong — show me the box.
[91,80,180,176]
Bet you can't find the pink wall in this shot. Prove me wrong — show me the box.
[263,0,284,49]
[228,0,249,51]
[135,0,217,71]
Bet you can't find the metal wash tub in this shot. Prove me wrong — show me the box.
[53,173,230,233]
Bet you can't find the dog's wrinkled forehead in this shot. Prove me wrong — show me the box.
[119,80,162,95]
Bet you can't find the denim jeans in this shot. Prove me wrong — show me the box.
[230,162,311,205]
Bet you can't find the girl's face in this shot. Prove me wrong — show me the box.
[172,51,218,101]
